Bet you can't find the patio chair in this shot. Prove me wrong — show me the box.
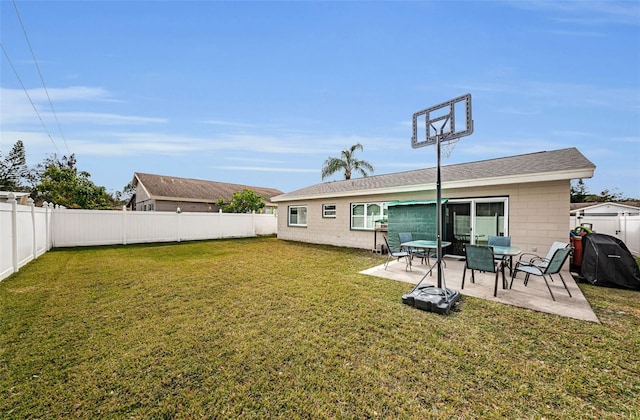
[397,232,427,264]
[398,232,414,250]
[488,235,512,273]
[383,235,410,270]
[462,245,502,297]
[516,241,569,273]
[510,247,573,301]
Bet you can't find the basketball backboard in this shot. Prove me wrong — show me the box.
[411,93,473,149]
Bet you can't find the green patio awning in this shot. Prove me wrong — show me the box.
[387,199,448,207]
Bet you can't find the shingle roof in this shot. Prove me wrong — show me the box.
[134,173,283,203]
[272,147,595,202]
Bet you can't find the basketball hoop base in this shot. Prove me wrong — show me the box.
[402,284,460,315]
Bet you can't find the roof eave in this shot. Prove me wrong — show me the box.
[133,173,152,199]
[271,167,595,202]
[446,167,596,190]
[146,195,275,205]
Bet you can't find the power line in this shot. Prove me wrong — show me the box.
[1,42,60,155]
[12,0,71,155]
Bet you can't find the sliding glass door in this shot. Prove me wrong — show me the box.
[445,198,508,255]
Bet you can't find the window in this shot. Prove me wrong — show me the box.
[288,205,308,227]
[323,204,336,218]
[351,202,387,230]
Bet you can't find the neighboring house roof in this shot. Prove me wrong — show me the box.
[272,147,595,202]
[0,191,31,204]
[570,202,640,215]
[0,191,30,199]
[132,173,283,204]
[570,203,595,212]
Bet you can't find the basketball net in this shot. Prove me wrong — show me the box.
[438,137,460,158]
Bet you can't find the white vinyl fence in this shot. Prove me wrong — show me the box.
[571,212,640,256]
[1,194,277,281]
[0,197,51,281]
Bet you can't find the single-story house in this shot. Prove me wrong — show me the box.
[271,147,596,256]
[130,172,283,213]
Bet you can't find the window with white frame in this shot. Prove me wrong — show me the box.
[323,204,337,218]
[288,205,308,227]
[351,202,387,230]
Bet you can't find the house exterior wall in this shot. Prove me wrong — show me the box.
[276,179,571,255]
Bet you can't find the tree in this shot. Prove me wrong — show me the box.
[586,189,623,203]
[114,181,136,204]
[571,179,628,203]
[217,189,266,213]
[570,179,588,203]
[34,154,117,209]
[321,143,374,181]
[0,140,29,191]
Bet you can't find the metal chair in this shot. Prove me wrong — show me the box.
[510,247,573,301]
[383,235,410,270]
[488,235,510,247]
[397,232,426,264]
[516,241,569,272]
[488,235,512,273]
[462,245,502,297]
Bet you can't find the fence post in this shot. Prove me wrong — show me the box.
[29,197,36,260]
[52,204,57,248]
[44,202,52,251]
[218,209,223,239]
[176,207,181,242]
[8,193,18,273]
[252,210,256,236]
[122,205,127,245]
[574,210,582,229]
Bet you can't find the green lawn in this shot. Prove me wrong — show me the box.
[1,237,638,418]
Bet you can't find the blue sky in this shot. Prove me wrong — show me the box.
[1,1,639,199]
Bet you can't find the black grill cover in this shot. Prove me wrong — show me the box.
[581,233,640,290]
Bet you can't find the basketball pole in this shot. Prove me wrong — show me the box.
[436,128,443,290]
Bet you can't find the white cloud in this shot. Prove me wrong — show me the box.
[215,166,318,173]
[611,136,640,144]
[225,157,286,164]
[1,86,114,104]
[0,130,60,155]
[0,86,161,126]
[453,81,639,111]
[56,112,167,125]
[201,120,258,128]
[506,0,640,26]
[546,29,605,37]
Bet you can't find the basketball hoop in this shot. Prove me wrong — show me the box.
[439,137,460,158]
[407,93,474,310]
[411,93,473,150]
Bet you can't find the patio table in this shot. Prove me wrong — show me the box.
[490,245,521,289]
[401,240,452,269]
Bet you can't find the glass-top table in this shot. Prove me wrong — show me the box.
[401,240,452,269]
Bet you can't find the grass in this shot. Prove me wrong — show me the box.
[1,236,639,418]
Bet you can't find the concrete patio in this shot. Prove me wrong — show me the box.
[361,255,599,323]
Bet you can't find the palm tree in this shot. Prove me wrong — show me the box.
[321,143,374,181]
